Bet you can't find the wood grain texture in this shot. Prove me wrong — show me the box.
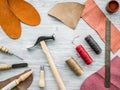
[0,0,120,90]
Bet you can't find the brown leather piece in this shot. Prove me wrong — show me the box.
[0,70,33,90]
[0,0,21,39]
[8,0,41,26]
[48,2,84,29]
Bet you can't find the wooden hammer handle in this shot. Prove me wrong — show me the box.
[40,41,66,90]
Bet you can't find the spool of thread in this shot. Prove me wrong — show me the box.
[76,45,93,65]
[106,0,119,13]
[66,57,83,76]
[85,35,102,54]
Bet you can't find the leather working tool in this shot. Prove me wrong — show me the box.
[28,34,66,90]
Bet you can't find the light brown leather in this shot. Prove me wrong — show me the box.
[48,2,84,29]
[0,0,21,39]
[8,0,41,26]
[0,70,33,90]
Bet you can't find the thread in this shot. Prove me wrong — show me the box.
[76,45,93,65]
[85,35,102,54]
[66,57,83,76]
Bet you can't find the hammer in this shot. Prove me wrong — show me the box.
[28,34,66,90]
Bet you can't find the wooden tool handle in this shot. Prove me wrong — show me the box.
[0,65,11,70]
[15,70,33,84]
[0,46,9,53]
[1,81,17,90]
[40,41,66,90]
[39,71,45,88]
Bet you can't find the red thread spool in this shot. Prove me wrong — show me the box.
[76,45,93,65]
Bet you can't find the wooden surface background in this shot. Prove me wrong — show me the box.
[0,0,120,90]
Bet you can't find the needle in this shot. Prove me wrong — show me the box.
[9,53,24,60]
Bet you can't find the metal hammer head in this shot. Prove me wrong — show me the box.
[28,34,55,49]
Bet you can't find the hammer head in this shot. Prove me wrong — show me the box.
[28,34,55,49]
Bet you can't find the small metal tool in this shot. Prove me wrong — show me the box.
[105,20,111,88]
[0,46,23,60]
[27,34,55,50]
[39,65,45,88]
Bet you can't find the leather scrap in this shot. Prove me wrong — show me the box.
[0,69,33,90]
[0,0,21,39]
[8,0,41,26]
[48,2,84,29]
[80,56,120,90]
[81,0,120,53]
[0,0,40,39]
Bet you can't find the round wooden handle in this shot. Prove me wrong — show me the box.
[0,46,9,53]
[0,65,11,70]
[39,71,45,88]
[15,70,33,84]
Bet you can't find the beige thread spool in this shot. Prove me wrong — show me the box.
[66,57,83,76]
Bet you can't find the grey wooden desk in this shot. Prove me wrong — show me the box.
[0,0,120,90]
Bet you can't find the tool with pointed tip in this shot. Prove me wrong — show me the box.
[1,70,33,90]
[28,34,66,90]
[0,46,23,60]
[0,63,28,70]
[39,65,45,88]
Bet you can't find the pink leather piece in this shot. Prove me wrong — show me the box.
[80,56,120,90]
[81,0,120,53]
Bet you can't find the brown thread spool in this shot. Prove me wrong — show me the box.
[66,57,83,76]
[106,0,119,13]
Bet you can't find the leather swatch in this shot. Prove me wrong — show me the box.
[48,2,84,29]
[81,56,120,90]
[0,0,40,39]
[0,0,21,39]
[8,0,40,26]
[81,0,120,53]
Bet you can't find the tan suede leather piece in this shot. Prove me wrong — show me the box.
[0,70,33,90]
[0,0,21,39]
[8,0,41,26]
[48,2,84,29]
